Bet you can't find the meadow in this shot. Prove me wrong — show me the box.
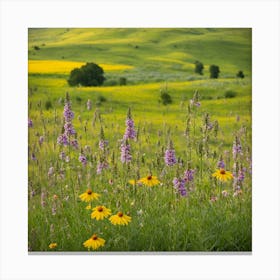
[28,28,252,252]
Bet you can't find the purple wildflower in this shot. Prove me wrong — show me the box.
[28,118,33,128]
[99,140,109,150]
[184,169,195,182]
[238,168,245,183]
[233,137,242,158]
[70,139,79,149]
[173,178,187,197]
[123,108,136,140]
[63,102,74,122]
[57,134,69,146]
[164,140,177,166]
[31,153,36,161]
[120,140,132,164]
[217,159,225,169]
[64,122,76,135]
[96,161,109,174]
[59,151,66,160]
[79,154,87,166]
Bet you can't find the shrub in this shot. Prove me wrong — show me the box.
[194,60,204,75]
[119,77,127,86]
[76,96,82,103]
[103,80,118,86]
[209,65,220,79]
[159,84,172,105]
[236,70,245,78]
[224,90,237,98]
[97,95,107,103]
[45,100,52,110]
[34,46,40,51]
[68,62,105,87]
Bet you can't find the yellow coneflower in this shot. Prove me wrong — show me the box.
[212,169,233,182]
[79,189,100,202]
[49,243,57,249]
[83,234,105,250]
[109,212,131,225]
[91,205,111,220]
[85,204,92,210]
[138,175,160,187]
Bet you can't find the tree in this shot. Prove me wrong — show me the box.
[236,70,245,78]
[209,65,220,79]
[194,60,204,75]
[68,62,105,87]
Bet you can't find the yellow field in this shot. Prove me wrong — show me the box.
[28,60,134,74]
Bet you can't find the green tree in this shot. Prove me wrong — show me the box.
[209,65,220,79]
[68,62,105,87]
[194,60,204,75]
[236,70,245,78]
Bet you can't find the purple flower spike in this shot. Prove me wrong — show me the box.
[79,154,87,166]
[96,161,109,174]
[123,108,136,140]
[164,140,177,166]
[173,177,187,197]
[217,159,225,169]
[184,169,195,182]
[120,140,132,164]
[99,140,109,150]
[28,118,33,128]
[57,134,69,146]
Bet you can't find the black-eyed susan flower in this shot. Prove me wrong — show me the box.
[85,204,92,210]
[49,242,57,249]
[138,175,160,187]
[91,205,111,220]
[212,169,233,182]
[109,211,131,225]
[79,189,100,202]
[83,234,105,250]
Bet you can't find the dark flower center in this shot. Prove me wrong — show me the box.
[147,176,152,180]
[97,206,103,212]
[87,190,92,195]
[118,212,123,217]
[92,234,98,240]
[220,169,226,175]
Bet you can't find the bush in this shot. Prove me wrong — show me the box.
[103,80,118,86]
[159,84,172,105]
[76,96,82,103]
[209,65,220,79]
[194,60,204,75]
[224,90,237,98]
[119,77,127,86]
[236,70,245,78]
[68,62,105,87]
[34,46,40,51]
[45,100,52,110]
[97,95,107,103]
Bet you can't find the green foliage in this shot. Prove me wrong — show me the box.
[45,100,52,110]
[159,84,172,105]
[236,70,245,78]
[224,90,237,98]
[119,77,127,86]
[68,62,105,87]
[209,65,220,79]
[97,95,107,103]
[75,96,82,103]
[33,45,40,51]
[194,60,204,75]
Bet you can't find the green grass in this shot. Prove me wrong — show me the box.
[28,28,252,252]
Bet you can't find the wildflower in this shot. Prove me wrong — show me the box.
[120,139,132,164]
[210,196,218,202]
[70,139,79,149]
[96,161,109,174]
[233,137,242,158]
[128,179,139,186]
[99,140,109,150]
[48,166,55,177]
[173,178,187,197]
[123,108,136,140]
[31,153,36,161]
[221,190,229,197]
[79,154,87,166]
[64,122,76,136]
[138,175,160,187]
[212,169,233,182]
[184,169,195,182]
[49,243,57,249]
[85,205,91,210]
[217,158,225,169]
[57,134,69,146]
[87,99,92,110]
[39,136,44,145]
[164,140,177,166]
[28,118,33,128]
[79,189,100,202]
[238,168,245,183]
[233,189,243,197]
[137,209,143,216]
[109,212,132,225]
[83,234,105,250]
[91,205,112,220]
